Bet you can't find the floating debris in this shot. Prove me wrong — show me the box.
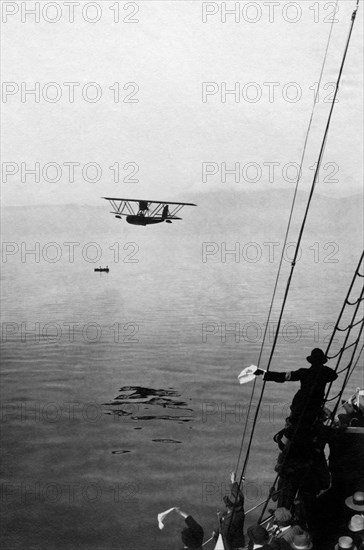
[111,450,131,454]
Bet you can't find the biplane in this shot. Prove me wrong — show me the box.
[102,197,196,226]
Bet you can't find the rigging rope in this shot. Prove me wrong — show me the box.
[255,256,363,521]
[345,344,364,384]
[255,253,364,520]
[246,0,358,475]
[324,251,364,356]
[324,261,364,398]
[327,319,364,416]
[232,0,360,527]
[234,0,339,477]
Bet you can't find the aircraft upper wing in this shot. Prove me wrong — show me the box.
[102,197,196,206]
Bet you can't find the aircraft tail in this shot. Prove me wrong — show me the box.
[162,205,169,220]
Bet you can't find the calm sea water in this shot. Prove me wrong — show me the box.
[1,203,363,549]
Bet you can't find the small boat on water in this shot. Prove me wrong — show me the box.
[94,266,109,273]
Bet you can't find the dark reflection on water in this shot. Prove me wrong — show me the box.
[152,439,182,444]
[103,386,194,423]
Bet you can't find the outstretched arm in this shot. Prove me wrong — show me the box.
[255,369,303,383]
[223,472,245,509]
[175,508,188,519]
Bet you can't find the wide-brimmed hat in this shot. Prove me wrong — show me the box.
[348,514,364,532]
[334,536,357,550]
[291,533,313,550]
[306,348,328,364]
[274,507,292,524]
[247,525,269,544]
[345,491,364,511]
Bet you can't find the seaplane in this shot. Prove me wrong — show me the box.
[102,197,196,226]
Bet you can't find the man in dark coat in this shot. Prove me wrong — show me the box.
[213,472,245,549]
[175,508,204,550]
[255,348,337,428]
[268,507,308,548]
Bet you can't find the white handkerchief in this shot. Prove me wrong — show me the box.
[238,365,257,384]
[157,507,176,529]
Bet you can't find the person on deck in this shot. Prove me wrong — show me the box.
[273,423,332,512]
[175,508,204,550]
[212,472,246,550]
[247,525,273,550]
[255,348,337,428]
[268,507,308,548]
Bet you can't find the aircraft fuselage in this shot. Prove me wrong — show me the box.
[126,215,165,226]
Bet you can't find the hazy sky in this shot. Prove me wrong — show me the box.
[1,0,363,206]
